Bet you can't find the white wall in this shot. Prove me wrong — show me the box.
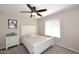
[0,13,36,49]
[37,6,79,52]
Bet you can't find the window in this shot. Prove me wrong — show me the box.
[45,18,60,38]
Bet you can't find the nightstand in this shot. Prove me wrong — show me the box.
[6,35,19,50]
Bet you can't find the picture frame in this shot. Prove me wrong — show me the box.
[8,19,17,29]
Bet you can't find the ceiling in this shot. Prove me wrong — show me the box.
[0,4,77,18]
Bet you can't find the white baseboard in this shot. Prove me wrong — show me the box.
[56,43,79,53]
[0,42,22,50]
[0,46,5,50]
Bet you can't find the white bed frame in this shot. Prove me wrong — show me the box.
[21,25,54,54]
[33,38,54,54]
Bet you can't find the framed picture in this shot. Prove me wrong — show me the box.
[8,19,17,29]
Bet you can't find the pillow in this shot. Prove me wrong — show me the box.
[31,34,37,38]
[25,33,37,38]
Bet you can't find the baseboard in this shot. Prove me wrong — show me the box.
[0,42,23,50]
[56,43,79,53]
[0,46,5,50]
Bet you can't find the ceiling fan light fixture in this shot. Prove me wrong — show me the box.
[31,12,37,16]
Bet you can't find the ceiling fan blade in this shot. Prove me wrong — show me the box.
[37,13,42,17]
[37,9,47,12]
[27,4,33,12]
[20,11,31,13]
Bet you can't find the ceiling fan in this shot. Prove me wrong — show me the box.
[20,4,47,17]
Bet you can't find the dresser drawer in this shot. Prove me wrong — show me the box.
[9,37,18,42]
[7,41,18,47]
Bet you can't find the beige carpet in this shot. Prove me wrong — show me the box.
[0,44,78,54]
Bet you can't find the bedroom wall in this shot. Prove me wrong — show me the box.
[0,13,36,49]
[37,6,79,52]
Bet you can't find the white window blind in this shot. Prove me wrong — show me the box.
[45,18,60,38]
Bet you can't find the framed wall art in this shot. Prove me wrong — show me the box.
[8,19,17,29]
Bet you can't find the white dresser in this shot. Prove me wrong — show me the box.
[6,35,19,50]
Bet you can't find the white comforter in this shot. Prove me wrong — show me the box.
[22,35,50,46]
[22,34,54,54]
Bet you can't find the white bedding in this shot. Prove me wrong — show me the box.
[22,35,50,46]
[22,34,54,54]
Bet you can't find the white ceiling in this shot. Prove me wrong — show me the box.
[0,4,77,18]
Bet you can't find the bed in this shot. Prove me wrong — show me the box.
[21,25,54,54]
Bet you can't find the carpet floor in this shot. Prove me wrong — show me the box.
[0,44,78,54]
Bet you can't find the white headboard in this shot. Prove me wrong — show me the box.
[21,25,36,36]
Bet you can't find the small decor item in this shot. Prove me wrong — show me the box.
[6,32,17,36]
[8,19,17,29]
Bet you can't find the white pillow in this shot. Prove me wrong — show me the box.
[25,33,37,38]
